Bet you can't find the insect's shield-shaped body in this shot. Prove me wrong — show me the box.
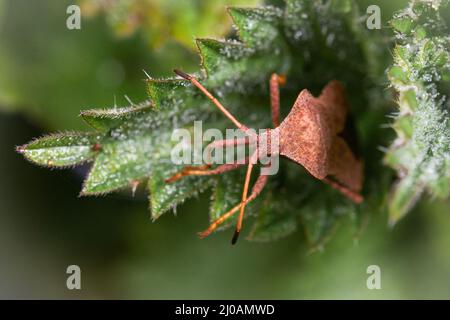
[278,81,363,200]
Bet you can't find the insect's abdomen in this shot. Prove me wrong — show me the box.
[279,90,332,179]
[278,82,364,198]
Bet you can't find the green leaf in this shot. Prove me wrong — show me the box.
[147,79,191,109]
[80,100,153,132]
[148,162,213,220]
[80,107,157,195]
[80,86,213,196]
[196,38,250,76]
[18,132,102,168]
[386,0,450,225]
[391,17,414,34]
[208,168,252,231]
[298,184,357,249]
[389,174,424,226]
[148,131,214,220]
[81,138,153,195]
[228,6,283,49]
[388,66,409,86]
[247,191,298,242]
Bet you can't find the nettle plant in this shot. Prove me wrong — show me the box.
[386,0,450,225]
[18,0,450,247]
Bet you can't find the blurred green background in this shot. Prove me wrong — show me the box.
[1,0,450,299]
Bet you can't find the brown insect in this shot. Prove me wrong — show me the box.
[167,69,363,244]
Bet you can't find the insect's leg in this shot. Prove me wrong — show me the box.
[326,136,364,203]
[323,177,363,204]
[165,162,246,184]
[198,171,268,239]
[204,137,249,164]
[270,73,286,128]
[174,69,251,134]
[165,137,250,183]
[231,151,259,244]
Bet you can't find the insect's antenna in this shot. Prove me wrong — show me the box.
[173,69,248,132]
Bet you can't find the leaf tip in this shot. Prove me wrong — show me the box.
[130,180,140,197]
[78,188,88,197]
[15,144,26,154]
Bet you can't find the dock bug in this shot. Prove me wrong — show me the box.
[167,70,363,244]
